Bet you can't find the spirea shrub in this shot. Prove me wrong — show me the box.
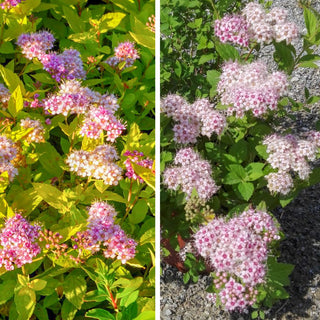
[161,0,320,317]
[0,0,155,319]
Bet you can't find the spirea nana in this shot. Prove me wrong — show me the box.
[80,106,126,141]
[215,3,299,47]
[72,202,137,264]
[161,95,226,144]
[163,147,219,200]
[194,208,280,312]
[17,31,55,60]
[17,31,85,82]
[263,133,319,194]
[20,118,45,143]
[43,80,119,116]
[105,41,140,69]
[66,144,123,186]
[217,61,288,118]
[0,214,41,271]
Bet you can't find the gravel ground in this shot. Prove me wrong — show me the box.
[160,1,320,319]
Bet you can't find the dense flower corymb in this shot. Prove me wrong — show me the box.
[0,0,23,9]
[17,31,55,60]
[105,41,140,69]
[163,147,219,200]
[263,133,319,194]
[215,3,299,46]
[0,214,41,270]
[161,95,226,144]
[80,106,126,141]
[194,208,280,312]
[20,118,45,143]
[72,201,137,264]
[66,144,123,186]
[218,61,288,118]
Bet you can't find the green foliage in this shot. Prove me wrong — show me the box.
[0,0,155,319]
[161,0,319,316]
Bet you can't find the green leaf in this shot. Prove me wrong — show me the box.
[223,171,242,185]
[14,287,36,320]
[129,199,149,224]
[228,164,246,180]
[63,270,87,309]
[215,42,240,61]
[8,85,23,117]
[131,163,155,190]
[174,60,182,77]
[30,279,47,291]
[206,70,221,92]
[35,143,63,177]
[110,0,137,13]
[251,310,258,319]
[237,182,254,201]
[133,311,155,320]
[100,12,126,32]
[33,183,69,212]
[273,42,295,73]
[267,256,294,286]
[0,42,14,54]
[61,299,78,320]
[198,54,214,65]
[255,145,268,160]
[0,65,25,94]
[304,7,319,38]
[130,31,155,50]
[12,188,42,216]
[0,280,16,305]
[63,6,86,33]
[245,163,265,181]
[85,308,115,320]
[229,140,249,163]
[31,73,56,84]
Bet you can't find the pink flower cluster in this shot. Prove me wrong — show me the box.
[163,147,219,200]
[0,214,41,270]
[72,202,137,264]
[161,95,226,144]
[0,135,18,181]
[66,144,123,186]
[17,31,85,82]
[124,150,154,183]
[80,106,126,141]
[17,31,55,60]
[214,15,250,47]
[0,83,10,105]
[105,41,140,69]
[20,118,45,143]
[0,0,23,9]
[215,3,298,46]
[243,3,299,45]
[263,133,320,194]
[43,80,119,116]
[194,208,280,312]
[146,15,156,33]
[218,61,288,118]
[40,49,86,82]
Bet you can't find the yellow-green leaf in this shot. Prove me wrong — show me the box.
[100,12,126,33]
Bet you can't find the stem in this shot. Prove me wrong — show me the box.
[106,285,118,310]
[244,45,255,62]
